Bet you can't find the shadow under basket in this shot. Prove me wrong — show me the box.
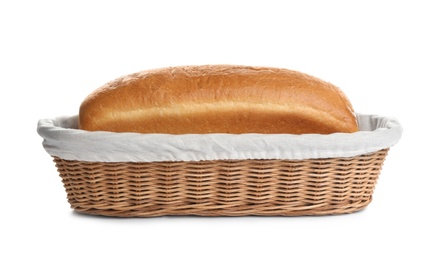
[52,149,389,217]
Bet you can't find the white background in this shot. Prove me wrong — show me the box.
[1,0,435,259]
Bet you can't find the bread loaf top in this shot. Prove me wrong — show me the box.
[79,65,358,134]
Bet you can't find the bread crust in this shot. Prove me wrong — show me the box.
[79,65,358,134]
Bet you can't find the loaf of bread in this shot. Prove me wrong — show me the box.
[79,65,358,134]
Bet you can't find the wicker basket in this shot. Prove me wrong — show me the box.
[38,114,401,217]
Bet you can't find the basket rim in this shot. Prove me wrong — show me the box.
[37,113,402,163]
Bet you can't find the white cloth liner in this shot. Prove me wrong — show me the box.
[37,114,402,163]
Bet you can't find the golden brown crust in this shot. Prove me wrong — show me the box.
[79,65,358,134]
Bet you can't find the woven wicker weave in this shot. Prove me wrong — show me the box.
[52,149,388,217]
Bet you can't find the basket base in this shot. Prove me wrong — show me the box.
[71,198,373,217]
[53,149,388,217]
